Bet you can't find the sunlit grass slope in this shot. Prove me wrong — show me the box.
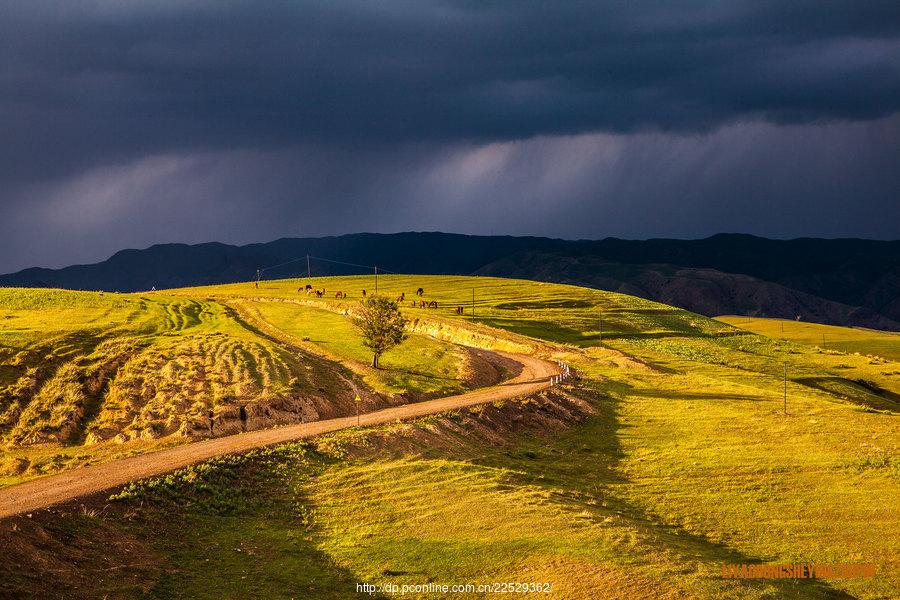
[1,276,898,598]
[719,315,900,362]
[233,300,468,396]
[186,274,730,345]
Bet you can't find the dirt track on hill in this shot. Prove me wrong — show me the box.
[0,352,558,519]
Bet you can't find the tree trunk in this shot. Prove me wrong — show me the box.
[372,353,379,369]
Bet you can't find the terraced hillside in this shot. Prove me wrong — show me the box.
[1,276,898,599]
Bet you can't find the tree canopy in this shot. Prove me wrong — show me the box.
[351,295,408,368]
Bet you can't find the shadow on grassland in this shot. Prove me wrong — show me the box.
[0,447,386,600]
[467,381,855,599]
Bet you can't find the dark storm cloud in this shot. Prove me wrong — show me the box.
[1,1,899,272]
[2,0,899,184]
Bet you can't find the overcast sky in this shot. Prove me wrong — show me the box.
[2,1,899,273]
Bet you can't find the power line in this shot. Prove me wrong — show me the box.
[255,252,484,302]
[307,255,401,274]
[253,255,492,311]
[258,256,309,274]
[307,255,377,271]
[259,254,401,276]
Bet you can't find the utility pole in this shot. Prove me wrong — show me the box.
[375,266,378,294]
[783,362,787,415]
[307,255,311,279]
[472,288,475,319]
[255,269,260,288]
[598,310,603,347]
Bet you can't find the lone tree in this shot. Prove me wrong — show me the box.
[351,295,408,368]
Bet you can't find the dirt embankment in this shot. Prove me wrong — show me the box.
[319,386,597,460]
[461,347,523,388]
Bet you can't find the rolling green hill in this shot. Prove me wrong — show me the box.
[2,232,898,329]
[1,276,898,599]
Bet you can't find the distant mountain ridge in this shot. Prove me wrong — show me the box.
[2,232,899,330]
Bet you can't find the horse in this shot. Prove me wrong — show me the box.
[335,291,345,299]
[416,287,424,296]
[419,300,426,308]
[315,290,324,297]
[362,289,367,297]
[396,292,405,303]
[428,300,438,309]
[305,284,312,291]
[455,306,464,315]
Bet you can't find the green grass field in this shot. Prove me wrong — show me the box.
[1,276,898,599]
[233,300,468,396]
[719,315,900,362]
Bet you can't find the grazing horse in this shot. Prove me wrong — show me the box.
[335,291,345,299]
[315,290,324,297]
[305,284,312,291]
[419,300,426,308]
[428,300,438,309]
[455,306,464,315]
[396,292,405,303]
[362,289,367,297]
[416,287,424,296]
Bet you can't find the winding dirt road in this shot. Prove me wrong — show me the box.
[0,351,558,519]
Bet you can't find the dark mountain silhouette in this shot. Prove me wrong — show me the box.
[2,232,898,330]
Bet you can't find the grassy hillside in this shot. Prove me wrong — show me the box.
[232,300,469,397]
[1,276,898,599]
[0,282,479,486]
[719,315,900,362]
[184,274,728,344]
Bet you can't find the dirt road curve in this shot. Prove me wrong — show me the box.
[0,352,558,519]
